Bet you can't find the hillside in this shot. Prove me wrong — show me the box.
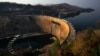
[0,28,100,56]
[0,2,94,18]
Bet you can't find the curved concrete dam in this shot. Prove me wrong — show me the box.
[0,15,75,54]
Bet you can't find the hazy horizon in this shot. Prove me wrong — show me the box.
[0,0,99,8]
[0,0,100,14]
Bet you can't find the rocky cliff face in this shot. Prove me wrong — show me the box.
[0,15,39,37]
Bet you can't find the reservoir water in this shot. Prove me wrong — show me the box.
[67,11,100,31]
[66,2,100,31]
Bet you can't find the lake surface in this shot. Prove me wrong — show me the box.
[65,0,100,31]
[66,6,100,31]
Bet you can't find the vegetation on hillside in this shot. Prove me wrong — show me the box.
[71,28,100,56]
[0,28,100,56]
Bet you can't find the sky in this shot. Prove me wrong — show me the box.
[0,0,99,8]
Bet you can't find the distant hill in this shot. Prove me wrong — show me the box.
[0,2,94,18]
